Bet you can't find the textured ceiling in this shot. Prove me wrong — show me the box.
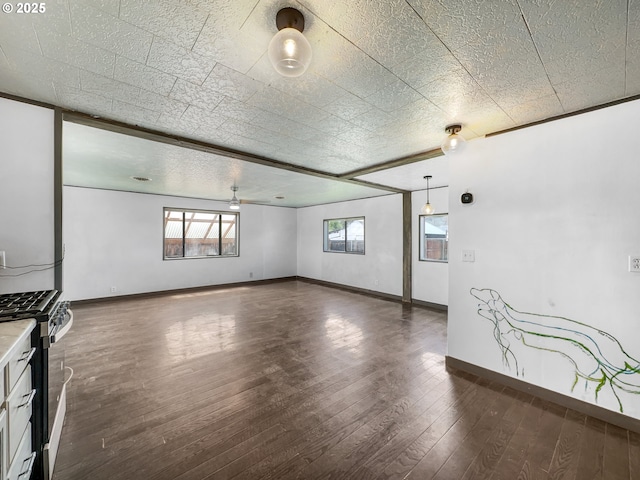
[1,0,637,204]
[63,121,393,207]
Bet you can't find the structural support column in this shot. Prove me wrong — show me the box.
[54,108,63,291]
[402,191,412,303]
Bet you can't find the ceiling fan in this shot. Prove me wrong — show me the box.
[227,186,272,210]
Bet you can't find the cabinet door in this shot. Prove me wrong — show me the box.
[6,337,33,394]
[6,424,33,480]
[6,366,33,464]
[0,409,6,480]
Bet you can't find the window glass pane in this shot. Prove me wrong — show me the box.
[185,212,220,257]
[220,214,237,255]
[185,212,216,238]
[420,214,448,262]
[345,219,365,253]
[323,217,365,254]
[164,210,183,258]
[326,219,346,252]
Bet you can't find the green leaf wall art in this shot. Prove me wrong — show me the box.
[471,288,640,413]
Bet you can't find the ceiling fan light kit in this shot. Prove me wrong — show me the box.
[268,7,312,78]
[441,124,466,155]
[229,186,240,210]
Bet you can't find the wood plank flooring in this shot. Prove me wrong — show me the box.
[52,280,640,480]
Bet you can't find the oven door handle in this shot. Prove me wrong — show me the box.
[18,451,36,478]
[19,389,36,409]
[18,348,36,364]
[51,309,74,344]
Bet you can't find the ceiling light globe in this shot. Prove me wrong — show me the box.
[268,27,312,77]
[421,203,434,215]
[441,133,466,155]
[229,201,240,210]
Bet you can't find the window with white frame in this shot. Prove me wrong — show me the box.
[164,208,238,259]
[419,214,448,262]
[323,217,365,254]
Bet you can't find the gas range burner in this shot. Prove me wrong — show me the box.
[0,290,60,320]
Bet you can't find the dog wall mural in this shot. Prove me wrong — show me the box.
[471,288,640,413]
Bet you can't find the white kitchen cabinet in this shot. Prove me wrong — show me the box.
[7,366,33,465]
[0,320,36,480]
[0,409,6,480]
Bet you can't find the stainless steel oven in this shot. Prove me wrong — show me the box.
[43,301,73,480]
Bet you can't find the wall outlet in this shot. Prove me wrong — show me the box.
[629,256,640,272]
[0,251,5,269]
[249,272,253,279]
[110,286,117,293]
[462,250,475,262]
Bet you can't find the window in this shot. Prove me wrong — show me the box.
[420,214,448,262]
[323,217,365,254]
[164,208,238,259]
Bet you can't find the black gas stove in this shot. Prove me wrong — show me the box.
[0,290,61,320]
[0,289,70,345]
[0,289,72,480]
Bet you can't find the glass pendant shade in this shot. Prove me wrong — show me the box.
[421,175,434,215]
[268,27,312,78]
[421,202,434,215]
[441,128,466,155]
[441,133,466,154]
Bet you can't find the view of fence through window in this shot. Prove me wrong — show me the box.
[420,214,448,262]
[324,217,365,254]
[164,209,238,259]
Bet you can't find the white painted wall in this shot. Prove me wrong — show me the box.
[63,186,297,301]
[0,98,55,294]
[297,194,403,297]
[448,100,640,419]
[412,186,449,306]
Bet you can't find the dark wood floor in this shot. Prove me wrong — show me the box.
[53,280,640,480]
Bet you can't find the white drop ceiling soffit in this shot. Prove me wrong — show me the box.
[1,0,637,202]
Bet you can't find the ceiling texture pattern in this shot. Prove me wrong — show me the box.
[0,0,637,205]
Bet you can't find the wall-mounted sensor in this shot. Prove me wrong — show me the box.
[461,192,474,204]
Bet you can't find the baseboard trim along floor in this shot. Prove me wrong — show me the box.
[446,355,640,434]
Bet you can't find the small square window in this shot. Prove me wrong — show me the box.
[323,217,365,254]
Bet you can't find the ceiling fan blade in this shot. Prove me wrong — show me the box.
[240,199,272,204]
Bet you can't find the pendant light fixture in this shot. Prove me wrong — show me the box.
[268,7,312,78]
[421,175,434,215]
[441,124,466,155]
[229,186,240,210]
